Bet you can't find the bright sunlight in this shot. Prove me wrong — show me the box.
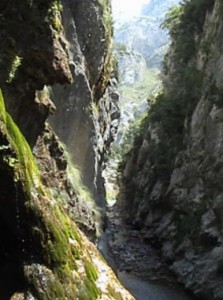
[112,0,150,20]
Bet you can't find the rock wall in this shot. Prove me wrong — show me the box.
[0,0,128,299]
[49,0,119,206]
[0,0,73,146]
[1,0,119,229]
[119,0,223,298]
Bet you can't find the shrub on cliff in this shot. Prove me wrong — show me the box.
[162,0,215,65]
[119,0,215,186]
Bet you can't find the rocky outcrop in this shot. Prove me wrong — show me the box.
[1,0,119,207]
[0,0,127,298]
[1,0,119,227]
[119,0,223,299]
[0,0,73,146]
[0,100,133,299]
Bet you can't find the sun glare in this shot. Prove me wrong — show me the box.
[112,0,150,20]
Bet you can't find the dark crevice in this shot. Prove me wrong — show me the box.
[0,164,28,298]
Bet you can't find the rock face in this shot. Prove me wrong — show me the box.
[0,0,130,299]
[119,1,223,299]
[0,0,73,146]
[1,0,119,207]
[49,0,119,206]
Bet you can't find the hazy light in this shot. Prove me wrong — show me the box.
[112,0,150,20]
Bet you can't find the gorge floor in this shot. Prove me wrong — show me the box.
[98,206,196,300]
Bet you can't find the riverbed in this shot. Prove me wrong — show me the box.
[98,207,196,300]
[118,272,193,300]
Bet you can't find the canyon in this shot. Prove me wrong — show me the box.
[0,0,223,299]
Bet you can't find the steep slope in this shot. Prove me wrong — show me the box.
[119,0,223,299]
[0,0,132,298]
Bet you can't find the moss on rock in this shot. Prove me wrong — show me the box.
[0,89,99,298]
[0,88,134,299]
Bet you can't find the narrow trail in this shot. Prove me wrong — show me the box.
[99,206,195,300]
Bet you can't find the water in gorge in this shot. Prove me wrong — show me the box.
[118,272,193,300]
[98,208,196,300]
[100,0,196,299]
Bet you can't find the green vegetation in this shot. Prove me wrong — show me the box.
[56,145,102,238]
[153,0,215,141]
[115,43,131,58]
[0,89,42,195]
[0,0,64,84]
[46,0,63,32]
[162,0,215,66]
[0,88,100,299]
[0,89,6,123]
[91,102,100,119]
[66,153,93,204]
[119,0,215,186]
[161,5,183,36]
[121,113,149,157]
[110,68,160,185]
[119,68,161,106]
[94,0,114,101]
[78,259,100,300]
[98,0,113,35]
[6,55,22,83]
[153,0,215,149]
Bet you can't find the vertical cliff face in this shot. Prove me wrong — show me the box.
[1,0,119,207]
[119,0,223,298]
[0,0,73,146]
[0,0,131,299]
[1,0,119,230]
[49,0,119,206]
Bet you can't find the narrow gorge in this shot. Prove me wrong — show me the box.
[117,0,223,299]
[0,0,223,300]
[0,0,130,298]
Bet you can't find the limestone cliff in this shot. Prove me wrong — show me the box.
[1,0,120,235]
[49,0,119,207]
[0,0,131,299]
[119,0,223,298]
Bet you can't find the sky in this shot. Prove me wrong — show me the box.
[112,0,150,20]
